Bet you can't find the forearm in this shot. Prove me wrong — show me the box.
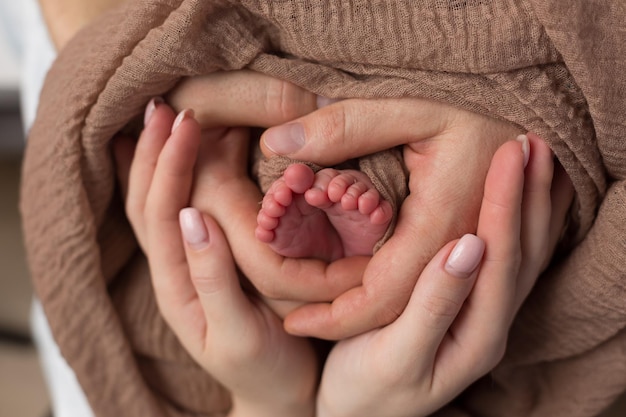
[38,0,125,50]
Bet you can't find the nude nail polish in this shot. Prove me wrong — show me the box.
[144,97,163,126]
[171,109,195,133]
[179,208,209,250]
[516,134,530,168]
[445,234,485,278]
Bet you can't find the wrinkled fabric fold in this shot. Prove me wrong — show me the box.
[20,1,626,416]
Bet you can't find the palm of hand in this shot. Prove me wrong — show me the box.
[355,115,522,328]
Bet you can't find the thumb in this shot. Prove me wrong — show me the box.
[260,98,455,166]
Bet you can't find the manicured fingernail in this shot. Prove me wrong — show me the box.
[516,134,530,168]
[263,123,306,155]
[445,234,485,278]
[316,95,341,108]
[172,109,194,133]
[179,208,209,250]
[144,97,164,126]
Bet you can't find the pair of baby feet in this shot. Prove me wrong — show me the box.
[256,163,393,262]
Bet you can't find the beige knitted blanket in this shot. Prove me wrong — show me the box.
[20,1,626,416]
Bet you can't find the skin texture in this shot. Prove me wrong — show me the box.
[39,4,576,414]
[115,100,563,417]
[167,72,574,340]
[117,105,318,417]
[263,101,524,338]
[255,163,394,261]
[40,2,574,342]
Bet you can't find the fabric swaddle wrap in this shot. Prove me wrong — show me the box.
[20,1,626,416]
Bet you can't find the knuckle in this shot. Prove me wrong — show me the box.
[375,303,404,328]
[325,105,348,143]
[265,78,307,122]
[421,293,462,328]
[191,274,225,295]
[487,242,522,272]
[250,275,279,299]
[311,106,348,158]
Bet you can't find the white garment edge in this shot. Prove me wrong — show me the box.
[18,0,96,415]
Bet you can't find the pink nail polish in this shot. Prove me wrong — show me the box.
[516,134,530,168]
[179,208,209,250]
[171,109,195,133]
[445,234,485,278]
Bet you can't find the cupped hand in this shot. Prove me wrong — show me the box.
[258,99,551,339]
[145,71,573,341]
[114,103,317,417]
[116,75,369,312]
[166,72,522,323]
[317,135,557,417]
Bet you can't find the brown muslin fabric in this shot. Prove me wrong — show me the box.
[20,1,626,416]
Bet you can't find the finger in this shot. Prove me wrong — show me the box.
[436,139,527,380]
[283,196,456,340]
[468,139,526,333]
[144,110,202,319]
[188,127,368,305]
[125,98,176,243]
[520,133,574,284]
[517,133,554,301]
[282,214,441,339]
[202,173,369,303]
[173,208,255,353]
[260,98,457,165]
[386,235,485,369]
[167,70,318,129]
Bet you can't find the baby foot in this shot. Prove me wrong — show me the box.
[305,167,393,257]
[256,163,393,261]
[256,164,344,261]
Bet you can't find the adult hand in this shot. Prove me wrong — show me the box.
[114,103,317,417]
[317,135,557,417]
[150,71,573,340]
[166,72,518,316]
[258,99,561,339]
[167,74,371,309]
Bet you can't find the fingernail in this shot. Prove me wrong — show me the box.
[316,95,341,108]
[172,109,195,133]
[144,97,164,126]
[263,123,306,155]
[445,234,485,278]
[516,134,530,168]
[179,208,209,250]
